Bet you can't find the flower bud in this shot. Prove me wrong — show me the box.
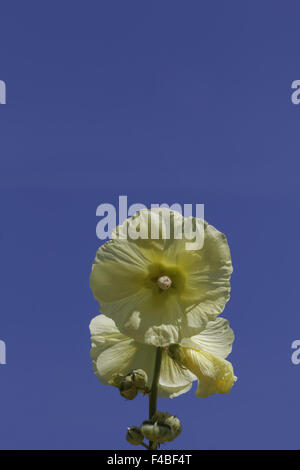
[164,415,182,440]
[126,426,144,446]
[131,369,148,392]
[141,420,174,444]
[152,411,182,442]
[119,375,137,400]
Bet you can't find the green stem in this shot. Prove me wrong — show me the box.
[148,347,163,450]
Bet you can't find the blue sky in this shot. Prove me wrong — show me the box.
[0,1,299,449]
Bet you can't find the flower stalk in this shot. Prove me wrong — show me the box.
[148,347,163,449]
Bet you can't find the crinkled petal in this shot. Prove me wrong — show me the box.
[181,318,234,359]
[195,363,237,398]
[113,208,187,257]
[179,222,232,314]
[90,314,126,341]
[182,348,236,398]
[92,339,140,384]
[158,351,195,398]
[89,239,150,303]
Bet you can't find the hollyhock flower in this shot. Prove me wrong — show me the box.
[90,208,232,347]
[89,314,236,399]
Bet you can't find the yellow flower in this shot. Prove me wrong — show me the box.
[90,208,232,347]
[89,314,236,399]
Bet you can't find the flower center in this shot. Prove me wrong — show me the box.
[157,275,172,290]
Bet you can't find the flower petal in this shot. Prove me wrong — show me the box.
[92,339,140,384]
[180,222,232,315]
[90,238,150,303]
[182,348,235,397]
[181,318,234,359]
[158,351,195,398]
[90,314,126,340]
[195,361,236,398]
[113,208,187,257]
